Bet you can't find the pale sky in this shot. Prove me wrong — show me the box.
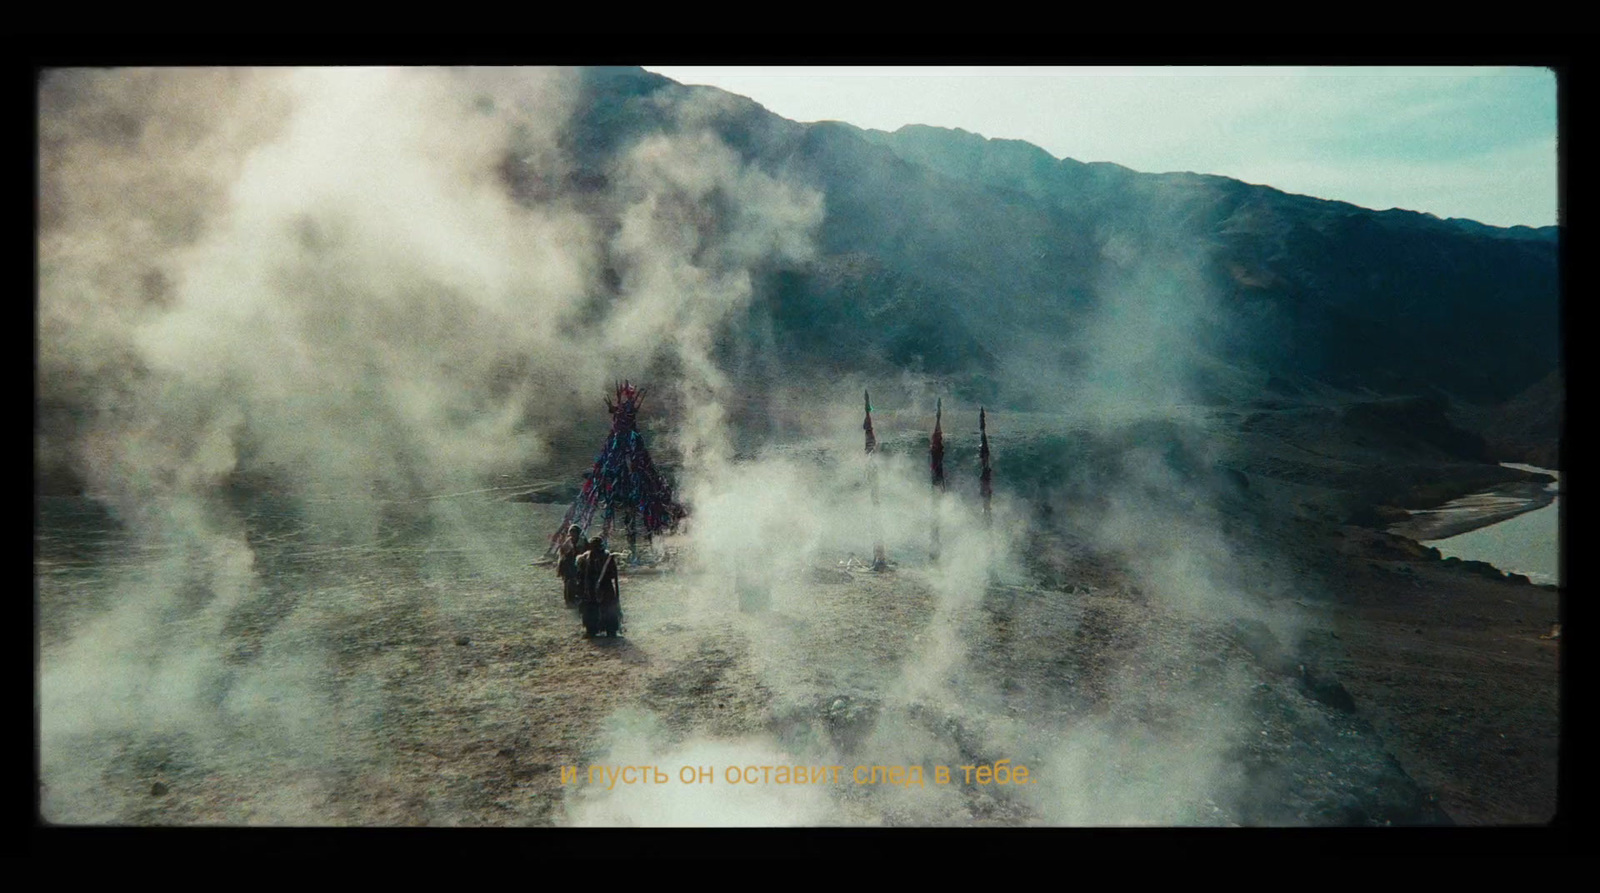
[645,66,1558,229]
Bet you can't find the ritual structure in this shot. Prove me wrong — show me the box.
[551,381,684,561]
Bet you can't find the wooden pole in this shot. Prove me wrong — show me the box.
[931,398,945,562]
[865,390,886,571]
[980,406,992,528]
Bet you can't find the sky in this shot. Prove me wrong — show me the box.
[644,66,1558,229]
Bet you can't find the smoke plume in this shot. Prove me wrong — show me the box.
[39,68,1302,827]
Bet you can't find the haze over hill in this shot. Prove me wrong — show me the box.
[35,66,1561,829]
[38,65,1561,498]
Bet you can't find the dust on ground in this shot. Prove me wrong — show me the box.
[36,494,1536,827]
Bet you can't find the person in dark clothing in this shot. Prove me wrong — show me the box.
[556,525,584,607]
[573,536,622,637]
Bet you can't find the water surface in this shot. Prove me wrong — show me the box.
[1429,464,1560,586]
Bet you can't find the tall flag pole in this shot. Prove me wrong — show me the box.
[865,390,886,571]
[981,406,998,585]
[979,407,992,528]
[930,398,945,562]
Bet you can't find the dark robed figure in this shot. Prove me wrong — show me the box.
[573,537,622,638]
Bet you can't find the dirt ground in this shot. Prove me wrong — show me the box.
[1299,525,1561,825]
[40,491,1554,827]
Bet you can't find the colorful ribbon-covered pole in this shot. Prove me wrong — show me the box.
[550,380,683,560]
[865,390,886,571]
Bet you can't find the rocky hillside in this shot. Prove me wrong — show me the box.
[854,122,1559,405]
[36,67,1562,497]
[533,69,1558,412]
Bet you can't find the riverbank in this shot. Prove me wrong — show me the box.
[1424,464,1562,587]
[1386,482,1555,542]
[1385,464,1558,543]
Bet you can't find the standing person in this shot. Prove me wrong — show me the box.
[556,525,584,608]
[574,536,622,638]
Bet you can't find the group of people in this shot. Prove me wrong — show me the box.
[555,525,622,638]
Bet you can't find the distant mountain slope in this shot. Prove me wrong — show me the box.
[545,69,1557,411]
[855,123,1559,404]
[1448,368,1565,469]
[37,67,1561,497]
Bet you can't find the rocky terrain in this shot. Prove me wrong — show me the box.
[35,402,1562,827]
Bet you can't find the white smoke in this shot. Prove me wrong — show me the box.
[39,67,1304,828]
[36,66,824,825]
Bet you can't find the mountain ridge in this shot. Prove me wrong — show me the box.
[561,69,1557,409]
[553,67,1561,475]
[864,121,1558,237]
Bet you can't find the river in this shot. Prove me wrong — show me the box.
[1427,463,1561,586]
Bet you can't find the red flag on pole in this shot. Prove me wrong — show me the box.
[863,390,877,454]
